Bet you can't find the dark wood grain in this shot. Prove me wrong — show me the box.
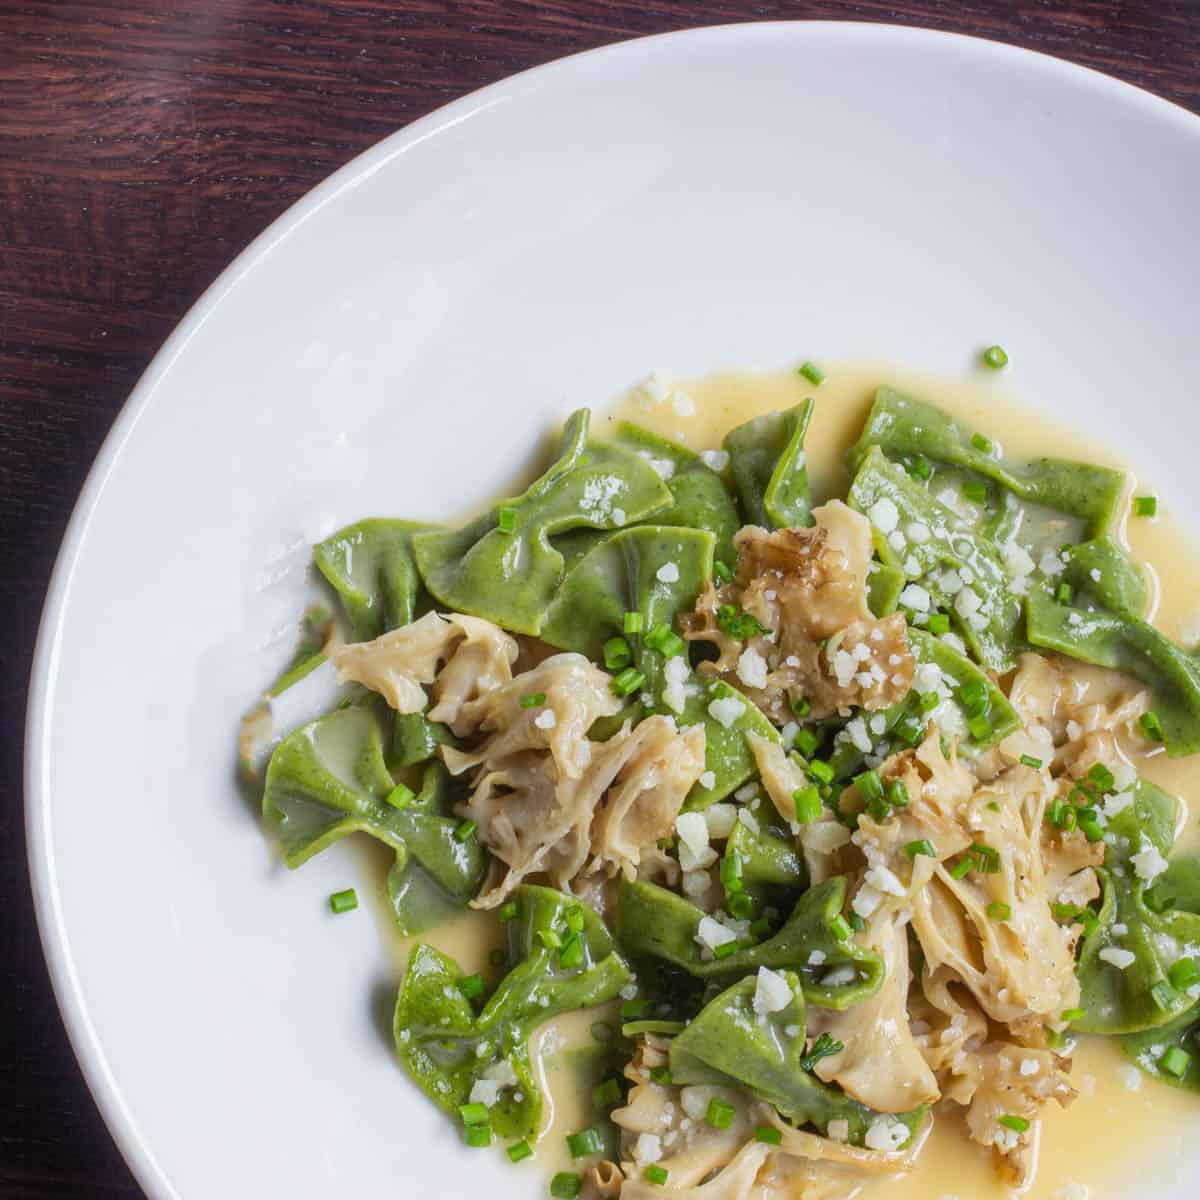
[1,2,1197,1196]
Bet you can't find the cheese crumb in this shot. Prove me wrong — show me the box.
[1098,946,1137,970]
[698,769,717,790]
[533,709,558,730]
[704,803,738,838]
[864,1117,909,1151]
[827,1119,850,1143]
[737,646,769,689]
[708,695,745,728]
[899,583,931,612]
[656,561,680,583]
[701,449,730,472]
[864,864,907,897]
[753,966,793,1015]
[867,497,899,534]
[1131,840,1169,882]
[696,915,737,952]
[634,1132,663,1164]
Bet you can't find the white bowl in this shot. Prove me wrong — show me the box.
[26,22,1200,1200]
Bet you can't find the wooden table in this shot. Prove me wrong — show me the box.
[2,3,1197,1196]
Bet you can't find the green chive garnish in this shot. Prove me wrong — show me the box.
[558,936,584,969]
[498,901,518,921]
[791,695,812,718]
[550,1173,583,1199]
[507,1139,533,1163]
[981,346,1008,370]
[888,779,910,808]
[987,901,1012,922]
[705,1098,736,1129]
[1056,581,1073,606]
[1061,1007,1086,1023]
[798,361,825,386]
[905,839,937,859]
[848,912,866,932]
[623,611,644,634]
[1169,958,1199,989]
[459,1102,490,1126]
[799,1032,845,1071]
[1140,711,1165,741]
[970,432,994,453]
[593,1077,622,1108]
[794,728,820,757]
[906,454,932,481]
[1134,495,1158,518]
[728,891,755,919]
[454,819,477,842]
[1020,754,1043,770]
[459,973,484,1001]
[643,1165,669,1186]
[712,560,734,584]
[971,843,1001,873]
[611,667,645,697]
[603,638,632,670]
[754,1125,783,1145]
[566,1127,603,1158]
[949,856,973,881]
[808,759,834,785]
[828,914,853,941]
[497,506,517,533]
[1150,980,1176,1011]
[962,480,989,504]
[713,939,740,960]
[620,997,649,1020]
[998,1114,1029,1133]
[1161,1045,1192,1078]
[967,713,992,741]
[466,1123,492,1148]
[519,692,547,708]
[329,888,358,914]
[793,784,822,824]
[856,769,884,805]
[928,612,950,634]
[720,851,744,893]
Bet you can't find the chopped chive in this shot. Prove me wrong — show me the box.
[498,901,518,922]
[798,361,825,386]
[793,784,822,824]
[848,911,866,932]
[905,839,937,859]
[1087,763,1115,790]
[967,713,993,741]
[1161,1045,1192,1079]
[856,770,884,805]
[550,1173,583,1199]
[754,1125,783,1145]
[643,1165,669,1186]
[593,1077,622,1108]
[981,345,1008,370]
[928,611,951,635]
[488,948,507,967]
[519,691,547,708]
[791,695,812,719]
[888,779,910,809]
[658,631,686,657]
[603,638,632,670]
[611,667,646,697]
[1134,495,1158,518]
[1169,958,1200,989]
[808,759,834,785]
[958,678,988,715]
[971,843,1001,873]
[713,939,740,960]
[720,851,744,893]
[728,891,756,919]
[906,454,932,481]
[794,728,820,757]
[1020,754,1044,770]
[949,857,973,881]
[1150,980,1176,1011]
[1055,581,1073,605]
[466,1122,493,1147]
[1052,903,1081,922]
[566,1127,603,1158]
[507,1139,534,1163]
[717,603,767,639]
[828,914,853,941]
[987,901,1012,922]
[998,1114,1029,1133]
[799,1032,845,1071]
[1140,711,1165,741]
[712,560,734,584]
[459,1102,490,1126]
[705,1098,736,1130]
[1079,816,1105,843]
[970,432,994,453]
[454,819,477,843]
[623,611,644,634]
[558,936,584,969]
[329,888,358,914]
[1061,1007,1086,1023]
[962,480,989,504]
[895,712,926,745]
[538,929,563,950]
[590,1021,614,1043]
[620,997,649,1020]
[459,973,485,1001]
[649,1066,673,1086]
[385,782,416,810]
[497,505,517,533]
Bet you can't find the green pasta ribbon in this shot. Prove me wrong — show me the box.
[262,706,484,933]
[612,423,741,564]
[616,876,882,1009]
[668,971,926,1147]
[849,446,1020,671]
[1025,586,1200,757]
[413,409,672,635]
[393,887,632,1138]
[848,387,1127,538]
[1074,779,1200,1034]
[314,518,433,642]
[723,401,815,529]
